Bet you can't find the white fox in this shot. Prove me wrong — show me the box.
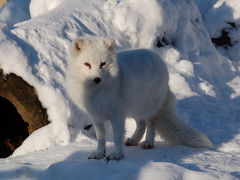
[66,37,213,162]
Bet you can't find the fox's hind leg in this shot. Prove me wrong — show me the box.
[141,118,155,149]
[125,120,146,146]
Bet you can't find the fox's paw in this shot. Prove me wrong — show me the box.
[105,152,123,163]
[88,151,106,160]
[125,138,139,146]
[141,140,154,149]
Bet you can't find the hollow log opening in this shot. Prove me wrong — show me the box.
[0,97,29,158]
[0,68,49,158]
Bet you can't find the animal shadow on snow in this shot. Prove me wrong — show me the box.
[34,144,206,180]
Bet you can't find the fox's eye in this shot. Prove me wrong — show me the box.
[100,62,107,69]
[84,62,91,69]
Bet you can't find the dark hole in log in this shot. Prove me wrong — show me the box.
[0,96,29,158]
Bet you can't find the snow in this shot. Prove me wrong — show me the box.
[29,0,65,18]
[0,0,239,179]
[202,0,240,63]
[0,0,30,28]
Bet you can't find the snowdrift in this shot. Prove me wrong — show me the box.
[0,0,239,179]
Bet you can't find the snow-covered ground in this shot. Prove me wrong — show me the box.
[0,0,239,179]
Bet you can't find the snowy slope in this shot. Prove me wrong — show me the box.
[0,0,239,179]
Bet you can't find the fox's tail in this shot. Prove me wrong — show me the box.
[154,91,213,148]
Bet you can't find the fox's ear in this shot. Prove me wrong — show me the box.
[104,38,115,50]
[72,39,86,55]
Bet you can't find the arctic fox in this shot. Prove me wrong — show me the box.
[66,37,213,162]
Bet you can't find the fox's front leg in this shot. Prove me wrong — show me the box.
[88,120,106,160]
[105,117,125,162]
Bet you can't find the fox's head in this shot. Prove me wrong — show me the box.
[69,37,119,86]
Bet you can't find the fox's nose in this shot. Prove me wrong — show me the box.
[94,77,101,84]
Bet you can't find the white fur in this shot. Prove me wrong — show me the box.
[66,37,213,161]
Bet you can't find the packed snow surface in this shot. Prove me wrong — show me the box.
[0,0,239,179]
